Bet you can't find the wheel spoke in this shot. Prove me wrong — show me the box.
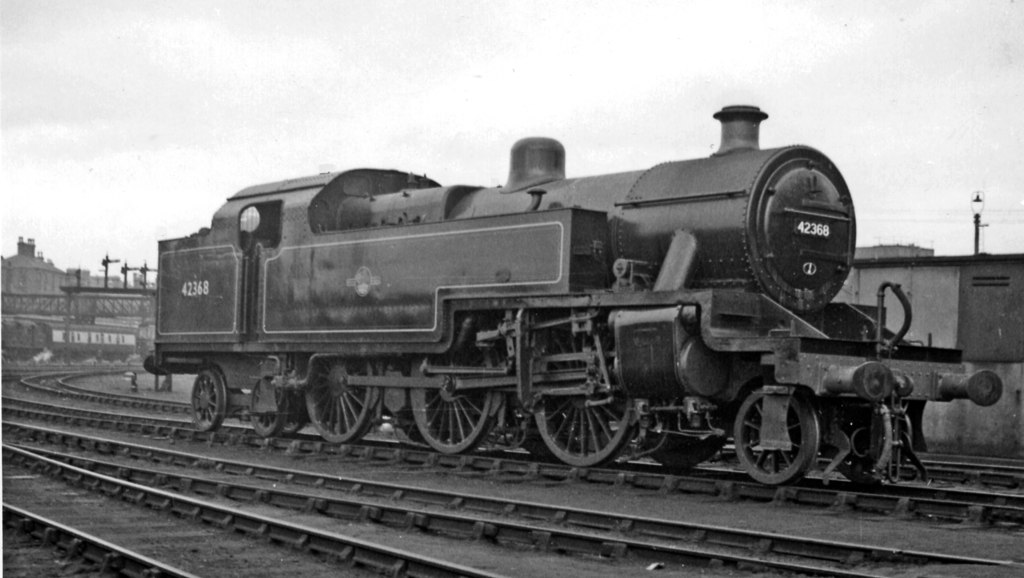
[593,407,615,441]
[327,397,339,429]
[453,400,471,442]
[337,400,348,432]
[339,392,360,430]
[426,396,443,429]
[552,404,575,441]
[462,396,483,415]
[442,401,454,442]
[338,398,349,432]
[566,409,581,454]
[345,393,360,428]
[585,411,602,454]
[779,448,794,467]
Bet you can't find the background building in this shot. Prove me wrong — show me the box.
[2,236,155,363]
[840,248,1023,458]
[1,237,64,294]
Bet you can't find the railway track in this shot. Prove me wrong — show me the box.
[904,455,1024,488]
[11,370,1024,491]
[5,439,1017,578]
[5,381,1024,528]
[3,504,202,578]
[3,446,504,578]
[711,446,1024,489]
[10,434,1017,569]
[8,370,190,415]
[6,370,1024,577]
[5,416,1024,529]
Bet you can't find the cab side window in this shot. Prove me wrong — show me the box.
[239,202,283,249]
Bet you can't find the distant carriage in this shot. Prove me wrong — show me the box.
[1,317,139,362]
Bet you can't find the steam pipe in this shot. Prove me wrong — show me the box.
[876,282,912,355]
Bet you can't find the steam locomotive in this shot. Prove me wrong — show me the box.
[149,105,1002,485]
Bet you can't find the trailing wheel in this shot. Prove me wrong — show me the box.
[733,389,820,485]
[534,394,634,467]
[305,362,381,443]
[191,368,227,432]
[410,379,501,454]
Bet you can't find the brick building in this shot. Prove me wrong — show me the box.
[1,237,65,294]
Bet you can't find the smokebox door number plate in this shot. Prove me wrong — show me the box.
[794,220,830,238]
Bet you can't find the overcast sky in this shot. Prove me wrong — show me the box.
[2,1,1022,276]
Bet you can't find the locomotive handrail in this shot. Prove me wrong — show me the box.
[782,206,852,221]
[526,190,544,211]
[876,281,913,356]
[614,189,746,207]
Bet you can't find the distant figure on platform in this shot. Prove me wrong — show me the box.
[125,371,138,393]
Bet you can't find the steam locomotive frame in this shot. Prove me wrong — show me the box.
[150,106,1002,485]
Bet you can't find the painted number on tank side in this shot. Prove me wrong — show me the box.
[181,280,210,297]
[794,221,830,238]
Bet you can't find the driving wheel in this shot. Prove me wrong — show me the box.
[410,378,501,454]
[305,362,381,443]
[534,394,634,467]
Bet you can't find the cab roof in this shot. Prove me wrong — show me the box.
[228,169,440,201]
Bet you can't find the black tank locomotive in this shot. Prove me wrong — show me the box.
[151,105,1002,485]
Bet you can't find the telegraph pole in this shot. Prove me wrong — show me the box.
[970,191,987,255]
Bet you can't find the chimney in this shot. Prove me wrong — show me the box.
[712,105,768,156]
[17,237,36,258]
